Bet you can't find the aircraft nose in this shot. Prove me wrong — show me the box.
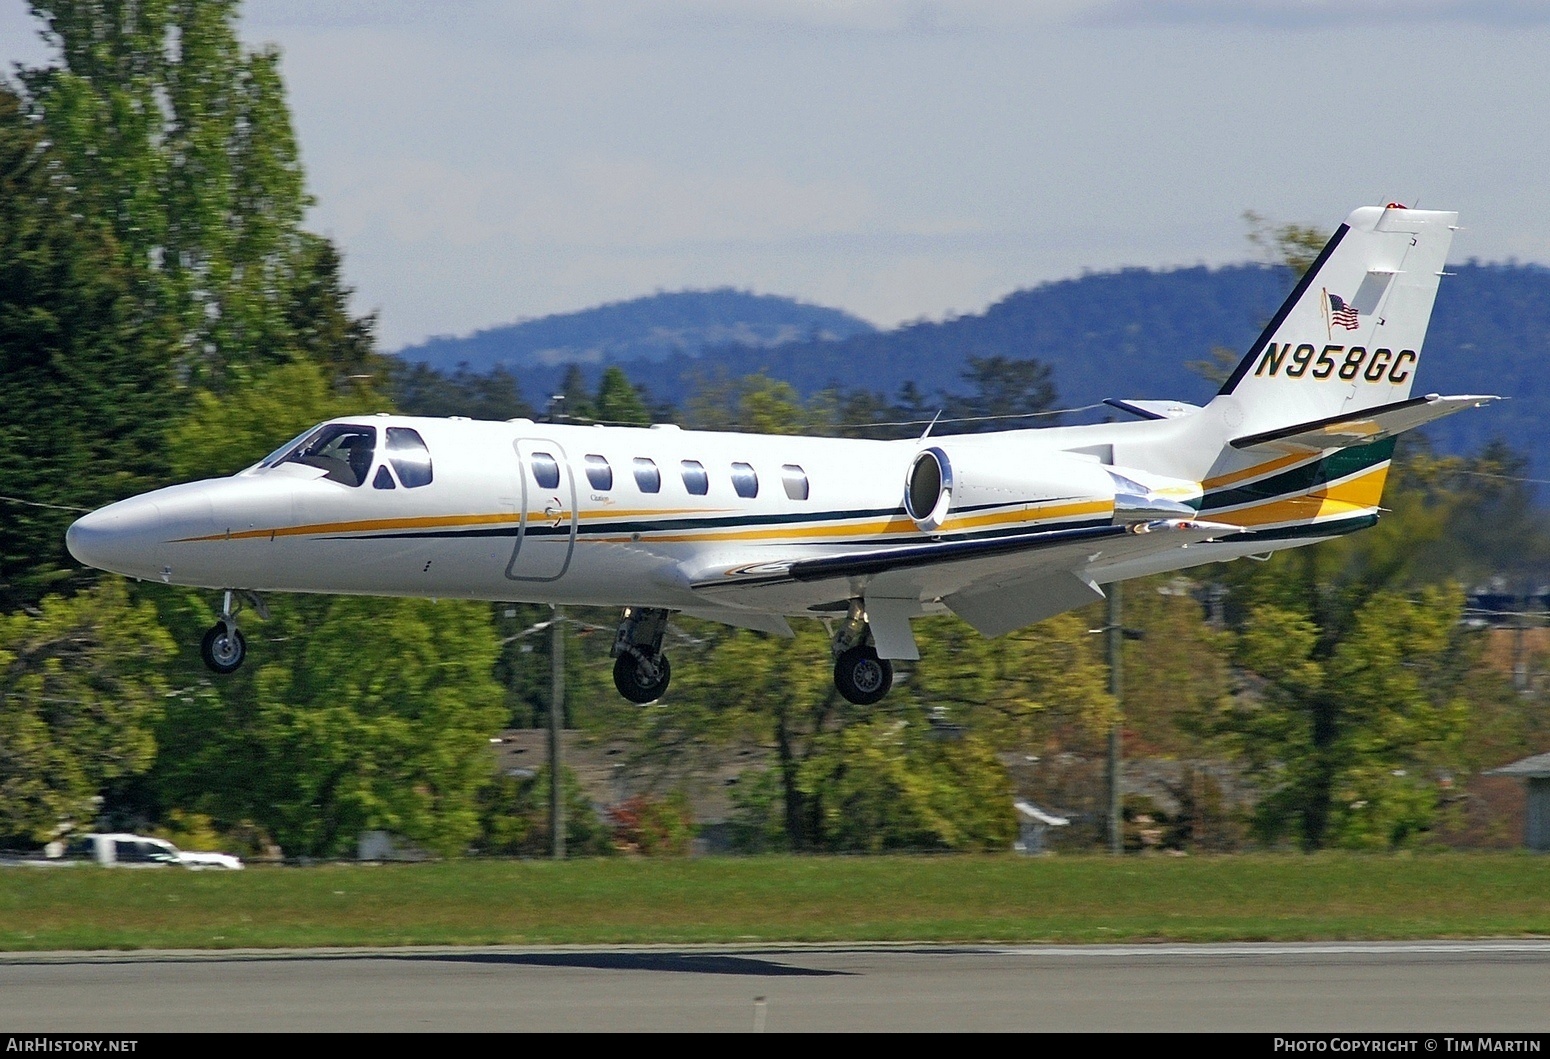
[66,496,169,577]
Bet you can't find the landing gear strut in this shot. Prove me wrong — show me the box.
[199,590,266,675]
[611,606,673,703]
[830,599,893,705]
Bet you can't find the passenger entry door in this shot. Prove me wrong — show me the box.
[505,440,577,582]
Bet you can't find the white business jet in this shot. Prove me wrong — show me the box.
[67,205,1495,705]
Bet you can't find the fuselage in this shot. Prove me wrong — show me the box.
[64,406,1392,615]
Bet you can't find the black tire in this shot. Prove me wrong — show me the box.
[834,645,893,705]
[613,652,671,703]
[200,624,246,675]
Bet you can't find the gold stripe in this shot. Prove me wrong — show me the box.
[176,511,519,543]
[179,497,1111,548]
[612,499,1112,546]
[1208,465,1390,528]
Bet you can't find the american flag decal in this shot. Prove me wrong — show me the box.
[1326,290,1360,330]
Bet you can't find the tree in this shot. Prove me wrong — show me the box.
[942,355,1056,433]
[0,84,177,609]
[684,372,834,435]
[550,365,596,423]
[390,361,534,423]
[0,579,175,845]
[152,594,507,858]
[1242,209,1326,276]
[477,765,613,857]
[1230,586,1472,849]
[594,366,651,426]
[20,1,367,391]
[164,359,377,482]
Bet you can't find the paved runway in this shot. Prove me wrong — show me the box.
[3,941,1549,1032]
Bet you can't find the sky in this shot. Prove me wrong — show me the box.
[4,0,1549,351]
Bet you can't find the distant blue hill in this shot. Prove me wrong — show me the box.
[388,263,1548,480]
[626,261,1541,475]
[392,288,876,374]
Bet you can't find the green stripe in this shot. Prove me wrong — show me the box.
[1196,438,1396,513]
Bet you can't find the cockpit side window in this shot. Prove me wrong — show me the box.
[386,427,434,488]
[269,424,378,487]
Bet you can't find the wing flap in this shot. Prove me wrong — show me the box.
[946,572,1105,638]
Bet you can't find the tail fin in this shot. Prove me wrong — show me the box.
[1214,205,1457,435]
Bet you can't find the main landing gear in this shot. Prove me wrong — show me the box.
[830,599,893,706]
[199,590,267,675]
[612,606,673,703]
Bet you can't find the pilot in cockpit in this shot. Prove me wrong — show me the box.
[341,433,374,486]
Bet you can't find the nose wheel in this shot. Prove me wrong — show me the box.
[200,622,247,675]
[199,590,264,675]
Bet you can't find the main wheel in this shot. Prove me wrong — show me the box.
[613,652,671,703]
[200,624,246,675]
[834,645,893,705]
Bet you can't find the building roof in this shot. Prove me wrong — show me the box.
[1486,752,1550,779]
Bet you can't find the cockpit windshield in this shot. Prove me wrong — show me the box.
[262,423,378,487]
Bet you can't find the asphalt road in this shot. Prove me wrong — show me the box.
[3,942,1548,1033]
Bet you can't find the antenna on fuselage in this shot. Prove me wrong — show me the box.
[920,410,942,440]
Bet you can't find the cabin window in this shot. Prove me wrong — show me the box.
[731,462,759,499]
[633,458,661,494]
[681,460,709,496]
[781,464,810,501]
[386,427,433,488]
[267,423,377,487]
[530,452,561,490]
[585,454,613,491]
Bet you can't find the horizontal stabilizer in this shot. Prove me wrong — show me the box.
[1230,393,1499,454]
[1103,398,1203,421]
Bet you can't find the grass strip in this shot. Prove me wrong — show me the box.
[1,852,1546,952]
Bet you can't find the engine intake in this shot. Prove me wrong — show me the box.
[904,447,954,532]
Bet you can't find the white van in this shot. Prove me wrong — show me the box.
[62,833,243,870]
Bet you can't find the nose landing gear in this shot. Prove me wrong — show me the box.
[200,622,246,674]
[830,599,893,705]
[611,606,673,703]
[199,590,267,675]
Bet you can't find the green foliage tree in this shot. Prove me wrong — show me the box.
[0,84,177,608]
[0,578,175,845]
[795,719,1017,852]
[20,1,374,394]
[152,595,507,858]
[549,365,596,423]
[477,765,613,857]
[943,354,1057,432]
[165,359,378,482]
[1242,209,1327,276]
[1229,585,1472,849]
[594,366,652,426]
[390,362,534,422]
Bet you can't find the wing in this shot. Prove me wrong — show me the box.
[684,518,1239,649]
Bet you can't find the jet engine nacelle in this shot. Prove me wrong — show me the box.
[902,445,1118,533]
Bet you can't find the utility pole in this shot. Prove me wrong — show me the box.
[1106,583,1123,855]
[550,606,566,860]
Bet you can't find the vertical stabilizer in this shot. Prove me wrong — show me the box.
[1214,205,1457,436]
